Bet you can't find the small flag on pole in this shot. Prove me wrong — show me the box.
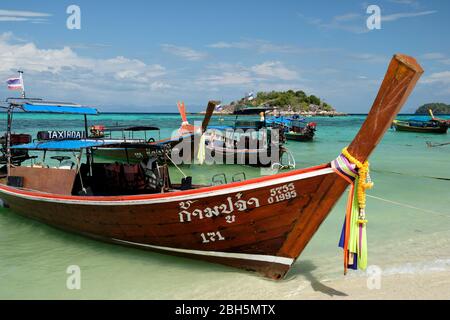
[6,77,23,91]
[6,71,26,98]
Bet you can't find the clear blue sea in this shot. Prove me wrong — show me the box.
[0,112,449,299]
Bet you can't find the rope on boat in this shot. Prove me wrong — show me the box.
[285,149,296,168]
[165,153,187,178]
[366,194,450,219]
[372,169,450,181]
[271,149,296,170]
[74,151,87,194]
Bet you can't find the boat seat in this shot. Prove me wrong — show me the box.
[123,163,146,190]
[104,163,123,190]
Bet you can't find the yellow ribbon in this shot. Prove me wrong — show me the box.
[341,147,374,218]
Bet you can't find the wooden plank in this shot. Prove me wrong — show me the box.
[10,166,76,195]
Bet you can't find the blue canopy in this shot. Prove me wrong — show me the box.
[407,116,432,122]
[11,139,117,151]
[266,116,305,126]
[22,103,98,115]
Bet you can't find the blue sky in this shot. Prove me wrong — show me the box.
[0,0,449,112]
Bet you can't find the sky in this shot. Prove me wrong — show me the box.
[0,0,449,112]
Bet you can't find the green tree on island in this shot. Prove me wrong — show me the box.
[233,90,335,112]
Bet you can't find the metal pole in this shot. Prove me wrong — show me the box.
[18,71,25,99]
[6,106,12,176]
[84,115,89,137]
[84,114,92,176]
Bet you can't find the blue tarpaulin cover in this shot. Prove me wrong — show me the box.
[11,139,117,150]
[407,116,432,122]
[22,103,98,115]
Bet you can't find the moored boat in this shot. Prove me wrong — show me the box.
[266,115,317,142]
[91,101,217,164]
[392,118,448,133]
[285,121,316,142]
[203,106,289,167]
[0,54,423,279]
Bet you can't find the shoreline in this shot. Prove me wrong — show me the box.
[196,110,348,117]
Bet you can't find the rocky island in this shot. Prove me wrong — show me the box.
[415,102,450,115]
[212,90,346,116]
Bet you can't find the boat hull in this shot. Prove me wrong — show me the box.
[285,133,314,142]
[0,164,345,279]
[393,122,448,133]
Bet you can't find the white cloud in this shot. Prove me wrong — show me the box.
[0,32,169,106]
[298,12,368,34]
[389,0,420,7]
[0,39,165,80]
[0,9,51,23]
[207,39,330,54]
[382,10,436,22]
[421,53,450,65]
[422,52,446,60]
[300,9,437,34]
[208,41,249,49]
[251,61,298,80]
[161,44,207,61]
[150,81,172,90]
[203,72,254,86]
[349,53,388,64]
[422,71,450,85]
[197,61,299,87]
[333,13,361,22]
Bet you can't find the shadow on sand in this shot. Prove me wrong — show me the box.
[288,260,348,297]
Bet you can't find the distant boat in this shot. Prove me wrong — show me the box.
[392,118,448,134]
[233,105,272,115]
[285,121,317,142]
[92,101,216,163]
[266,116,317,142]
[205,120,287,167]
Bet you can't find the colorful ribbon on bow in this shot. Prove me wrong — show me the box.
[331,147,373,274]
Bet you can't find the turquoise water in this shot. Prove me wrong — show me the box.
[0,113,449,299]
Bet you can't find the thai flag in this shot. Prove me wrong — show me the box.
[6,77,23,91]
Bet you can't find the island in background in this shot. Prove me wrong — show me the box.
[415,102,450,115]
[200,90,347,116]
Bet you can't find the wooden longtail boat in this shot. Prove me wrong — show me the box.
[0,54,423,279]
[392,119,448,134]
[266,116,316,142]
[285,122,316,142]
[91,101,216,164]
[204,109,288,167]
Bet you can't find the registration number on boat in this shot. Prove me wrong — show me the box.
[268,183,297,204]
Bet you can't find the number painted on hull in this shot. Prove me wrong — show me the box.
[200,231,225,243]
[268,183,297,204]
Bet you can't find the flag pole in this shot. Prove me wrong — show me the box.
[18,70,25,98]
